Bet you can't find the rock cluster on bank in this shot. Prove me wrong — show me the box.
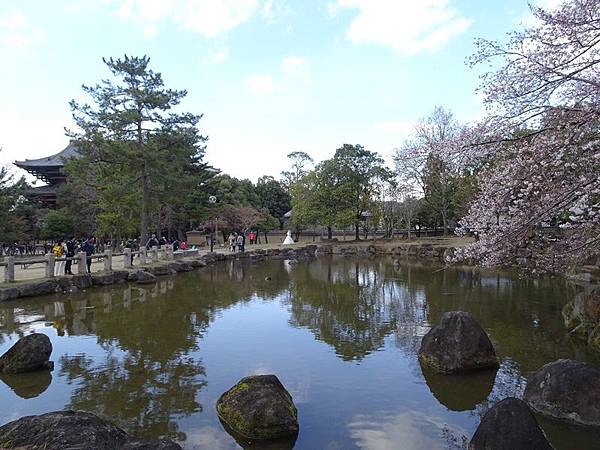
[0,410,181,450]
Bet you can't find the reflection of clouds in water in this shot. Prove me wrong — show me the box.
[348,411,468,450]
[249,364,273,376]
[185,425,236,450]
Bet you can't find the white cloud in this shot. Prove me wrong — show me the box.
[109,0,260,38]
[282,56,311,78]
[210,47,229,63]
[143,24,158,38]
[262,0,292,23]
[0,10,44,49]
[246,74,275,94]
[333,0,472,55]
[374,120,414,135]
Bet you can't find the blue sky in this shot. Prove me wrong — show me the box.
[0,0,553,181]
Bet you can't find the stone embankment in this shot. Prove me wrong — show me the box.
[0,242,454,303]
[0,245,323,302]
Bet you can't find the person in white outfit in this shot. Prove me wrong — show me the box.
[283,230,295,245]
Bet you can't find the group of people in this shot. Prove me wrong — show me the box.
[227,232,246,252]
[51,236,97,276]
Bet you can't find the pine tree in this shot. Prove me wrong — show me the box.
[67,55,209,244]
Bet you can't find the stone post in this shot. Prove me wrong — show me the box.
[124,248,132,269]
[103,249,113,272]
[4,256,15,283]
[139,247,147,265]
[77,252,87,274]
[166,245,174,260]
[46,254,55,278]
[152,246,159,262]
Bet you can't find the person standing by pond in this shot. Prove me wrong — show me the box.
[53,240,67,276]
[146,234,159,250]
[228,233,237,252]
[125,238,135,266]
[236,233,244,252]
[81,237,96,274]
[65,237,75,275]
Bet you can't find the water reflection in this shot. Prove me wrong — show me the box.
[0,370,52,399]
[0,258,599,449]
[420,365,496,412]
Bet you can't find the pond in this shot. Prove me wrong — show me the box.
[0,256,599,449]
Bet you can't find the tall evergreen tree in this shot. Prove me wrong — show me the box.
[67,55,209,244]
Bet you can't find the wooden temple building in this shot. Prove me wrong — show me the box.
[14,142,80,208]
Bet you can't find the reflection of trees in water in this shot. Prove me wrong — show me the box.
[285,258,430,361]
[0,261,292,442]
[59,352,205,441]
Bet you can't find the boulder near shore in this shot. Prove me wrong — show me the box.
[469,397,554,450]
[0,333,53,374]
[418,311,499,374]
[0,410,181,449]
[216,374,299,441]
[523,359,600,428]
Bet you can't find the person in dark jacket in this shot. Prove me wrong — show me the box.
[125,238,136,265]
[65,237,76,275]
[146,234,159,250]
[81,237,96,274]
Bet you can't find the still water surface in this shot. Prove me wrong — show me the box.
[0,257,599,449]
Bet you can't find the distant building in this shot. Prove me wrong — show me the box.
[14,142,80,208]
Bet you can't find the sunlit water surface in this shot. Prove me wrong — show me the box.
[1,257,599,450]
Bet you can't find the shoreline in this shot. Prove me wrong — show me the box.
[0,241,458,303]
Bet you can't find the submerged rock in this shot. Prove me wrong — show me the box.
[0,410,181,450]
[523,359,600,427]
[469,397,553,450]
[216,374,299,441]
[0,333,53,374]
[418,311,499,374]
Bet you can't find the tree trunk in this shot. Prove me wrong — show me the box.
[141,169,149,246]
[264,232,268,244]
[327,226,332,240]
[442,212,448,236]
[355,222,360,241]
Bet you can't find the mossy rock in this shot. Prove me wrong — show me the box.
[216,374,299,441]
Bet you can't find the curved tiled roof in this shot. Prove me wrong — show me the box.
[14,141,80,168]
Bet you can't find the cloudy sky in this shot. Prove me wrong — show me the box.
[0,0,554,181]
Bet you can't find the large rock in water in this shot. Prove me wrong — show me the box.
[216,375,299,441]
[469,397,554,450]
[523,359,600,427]
[0,410,181,449]
[0,333,53,374]
[418,311,499,373]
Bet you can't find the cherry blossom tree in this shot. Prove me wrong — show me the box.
[394,107,464,235]
[452,0,600,273]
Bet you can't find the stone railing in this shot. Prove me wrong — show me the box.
[1,245,199,283]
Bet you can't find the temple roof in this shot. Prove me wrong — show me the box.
[14,141,80,169]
